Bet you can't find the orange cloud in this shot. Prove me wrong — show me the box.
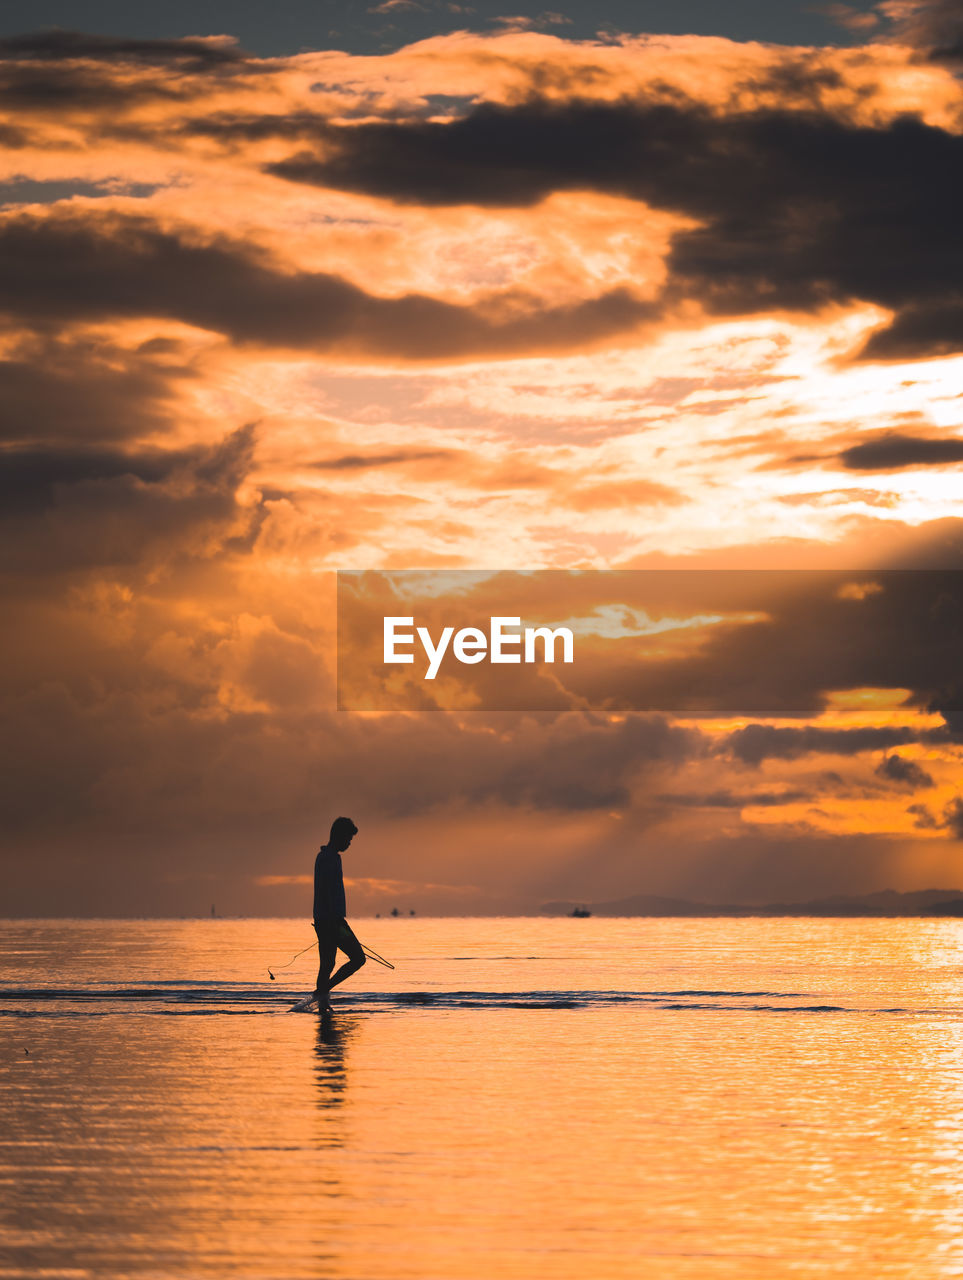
[3,22,963,916]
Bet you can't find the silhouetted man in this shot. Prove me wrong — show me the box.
[313,816,366,1010]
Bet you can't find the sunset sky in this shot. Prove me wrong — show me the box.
[2,0,962,916]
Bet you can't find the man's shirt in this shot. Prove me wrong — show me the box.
[313,845,347,920]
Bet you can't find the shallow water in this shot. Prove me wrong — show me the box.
[3,916,963,1279]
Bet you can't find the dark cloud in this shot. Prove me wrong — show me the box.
[266,101,706,207]
[0,691,699,884]
[839,433,963,471]
[885,0,963,62]
[560,570,963,730]
[658,788,812,807]
[0,62,195,109]
[0,66,243,116]
[723,724,920,766]
[0,334,191,445]
[0,209,658,358]
[410,713,704,814]
[311,449,455,470]
[183,111,336,143]
[0,444,194,514]
[944,797,963,838]
[0,30,245,66]
[0,122,31,147]
[736,61,847,101]
[858,299,963,360]
[907,801,940,829]
[0,31,256,114]
[0,424,264,574]
[907,797,963,837]
[266,99,963,359]
[874,753,935,788]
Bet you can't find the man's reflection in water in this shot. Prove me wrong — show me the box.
[313,1013,357,1115]
[310,1015,360,1272]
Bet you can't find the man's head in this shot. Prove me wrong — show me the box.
[328,816,358,853]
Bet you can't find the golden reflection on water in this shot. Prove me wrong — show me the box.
[299,1007,963,1280]
[4,918,963,1279]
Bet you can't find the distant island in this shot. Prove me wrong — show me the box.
[540,888,963,917]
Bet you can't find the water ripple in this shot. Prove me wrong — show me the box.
[0,984,870,1016]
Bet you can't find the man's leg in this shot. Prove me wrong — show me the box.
[313,920,339,1006]
[327,920,367,993]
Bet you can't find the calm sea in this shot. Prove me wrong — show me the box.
[2,916,963,1279]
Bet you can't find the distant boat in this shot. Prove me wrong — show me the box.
[570,907,592,918]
